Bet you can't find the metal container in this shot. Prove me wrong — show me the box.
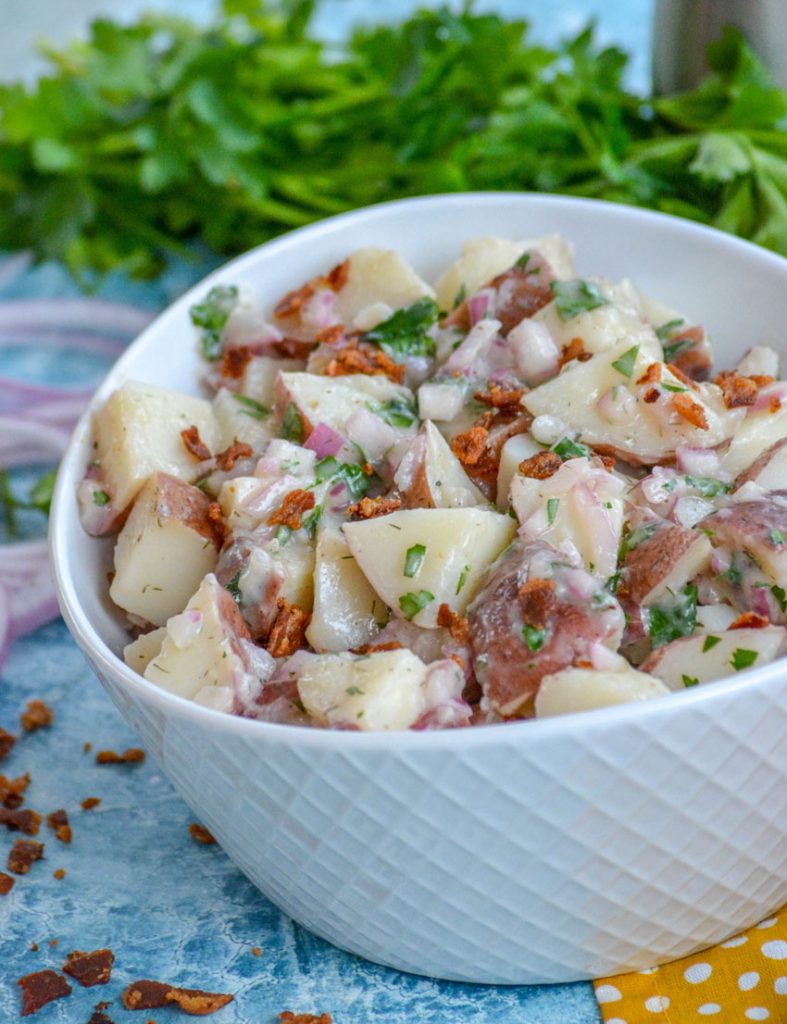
[653,0,787,93]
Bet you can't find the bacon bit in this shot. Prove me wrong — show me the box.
[46,810,71,844]
[730,612,770,630]
[83,742,92,754]
[268,488,316,531]
[220,345,253,380]
[326,259,349,292]
[715,370,758,409]
[267,599,310,659]
[8,838,44,875]
[643,387,660,404]
[0,727,16,760]
[272,336,317,360]
[575,658,594,669]
[347,495,402,519]
[278,1014,333,1024]
[81,797,101,811]
[324,339,405,384]
[361,462,374,476]
[450,426,489,466]
[0,807,42,836]
[315,324,345,346]
[666,362,699,390]
[518,578,557,629]
[206,502,226,545]
[17,969,72,1017]
[181,426,212,462]
[518,450,562,480]
[749,374,775,388]
[436,604,469,645]
[559,337,589,366]
[274,281,315,321]
[0,772,30,809]
[189,823,216,845]
[449,653,466,672]
[95,748,146,765]
[770,395,782,414]
[87,1008,115,1024]
[20,700,53,732]
[214,441,253,472]
[597,454,616,471]
[473,383,526,410]
[122,979,233,1015]
[63,949,115,988]
[0,871,14,894]
[30,943,38,952]
[251,947,262,958]
[50,939,58,948]
[671,392,709,430]
[352,641,404,655]
[636,362,662,386]
[53,868,65,880]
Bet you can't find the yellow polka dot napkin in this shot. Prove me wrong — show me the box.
[594,911,787,1023]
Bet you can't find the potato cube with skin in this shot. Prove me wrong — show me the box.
[110,473,221,627]
[145,574,255,701]
[276,371,417,446]
[395,421,485,509]
[306,520,383,653]
[496,434,543,511]
[623,523,712,606]
[212,387,273,452]
[123,627,166,674]
[722,393,787,478]
[93,380,221,515]
[343,507,516,628]
[535,665,669,717]
[297,649,429,730]
[641,625,787,689]
[734,438,787,492]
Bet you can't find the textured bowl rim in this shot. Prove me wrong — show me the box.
[50,190,787,751]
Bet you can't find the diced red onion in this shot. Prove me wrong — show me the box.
[468,289,493,326]
[508,319,559,385]
[345,406,397,461]
[752,383,787,412]
[562,567,599,601]
[751,587,773,618]
[304,422,346,459]
[443,318,501,373]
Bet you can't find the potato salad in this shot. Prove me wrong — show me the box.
[80,236,787,730]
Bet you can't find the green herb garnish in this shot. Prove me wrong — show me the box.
[553,437,591,461]
[456,564,471,595]
[655,319,685,342]
[661,382,687,393]
[546,497,559,526]
[362,297,439,359]
[770,528,785,546]
[399,590,434,621]
[225,571,242,604]
[403,543,426,578]
[190,285,238,361]
[682,674,700,688]
[550,279,608,321]
[315,456,370,501]
[703,635,721,652]
[346,685,364,696]
[522,624,546,652]
[93,489,110,507]
[372,397,418,429]
[234,395,269,420]
[279,403,304,443]
[647,584,698,648]
[731,648,758,671]
[611,345,640,378]
[772,584,787,613]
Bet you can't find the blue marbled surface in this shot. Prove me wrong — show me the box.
[0,0,663,1015]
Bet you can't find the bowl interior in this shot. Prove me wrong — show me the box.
[51,193,787,729]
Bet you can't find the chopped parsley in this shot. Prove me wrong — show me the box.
[399,589,434,621]
[276,525,291,547]
[731,648,758,671]
[234,395,269,420]
[515,251,539,273]
[372,397,418,428]
[647,584,698,648]
[662,337,692,362]
[552,436,591,461]
[618,521,659,561]
[611,344,640,378]
[456,564,471,595]
[361,297,439,358]
[550,279,609,322]
[522,624,546,652]
[93,489,110,507]
[346,685,364,696]
[682,674,699,688]
[772,584,787,613]
[279,402,304,443]
[301,503,323,537]
[225,571,242,604]
[769,528,785,546]
[719,560,742,588]
[546,497,559,526]
[315,456,370,500]
[682,476,732,498]
[702,635,721,652]
[655,318,685,342]
[190,284,238,361]
[453,283,467,310]
[403,543,427,578]
[661,382,687,393]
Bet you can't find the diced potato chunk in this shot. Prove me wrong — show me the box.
[110,473,220,626]
[641,626,787,689]
[624,525,712,606]
[535,665,669,717]
[306,521,384,653]
[343,507,516,627]
[395,421,485,509]
[734,438,787,492]
[434,235,574,310]
[334,247,435,322]
[123,627,166,674]
[722,393,787,478]
[212,387,273,451]
[241,355,304,408]
[94,380,220,515]
[297,648,429,730]
[533,295,657,358]
[496,434,543,510]
[145,574,255,701]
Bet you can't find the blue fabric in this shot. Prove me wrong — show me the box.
[0,1,656,1014]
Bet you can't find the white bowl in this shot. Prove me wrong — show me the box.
[50,194,787,985]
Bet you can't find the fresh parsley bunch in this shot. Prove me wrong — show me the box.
[0,0,785,283]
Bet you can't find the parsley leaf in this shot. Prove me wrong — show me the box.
[647,584,698,648]
[702,635,721,652]
[546,497,559,526]
[93,489,110,507]
[279,403,304,443]
[190,285,238,361]
[403,544,426,578]
[372,397,418,429]
[772,584,787,613]
[731,647,758,671]
[399,590,434,621]
[553,437,591,461]
[655,318,685,342]
[682,674,699,688]
[611,345,640,378]
[522,624,546,652]
[550,279,608,321]
[315,456,370,500]
[362,298,439,359]
[234,395,269,420]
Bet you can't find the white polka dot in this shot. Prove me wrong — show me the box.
[762,940,787,960]
[775,976,787,995]
[645,995,670,1012]
[739,971,761,991]
[744,1009,769,1021]
[607,1019,628,1024]
[698,1005,721,1016]
[639,967,658,975]
[596,984,622,1003]
[684,962,712,983]
[722,935,748,948]
[758,917,778,929]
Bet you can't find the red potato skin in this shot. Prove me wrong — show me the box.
[216,536,284,641]
[443,250,555,336]
[622,523,701,605]
[666,325,713,381]
[468,541,623,718]
[150,473,222,548]
[734,437,787,491]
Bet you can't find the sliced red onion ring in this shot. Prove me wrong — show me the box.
[304,422,346,459]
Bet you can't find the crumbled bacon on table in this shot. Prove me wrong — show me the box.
[188,823,216,845]
[17,969,72,1017]
[0,727,16,760]
[0,771,30,808]
[21,700,53,732]
[47,809,72,844]
[278,1014,333,1024]
[81,797,101,811]
[0,871,14,894]
[268,489,316,531]
[62,948,115,988]
[95,748,146,765]
[122,979,233,1015]
[0,807,42,835]
[267,598,310,658]
[8,838,44,874]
